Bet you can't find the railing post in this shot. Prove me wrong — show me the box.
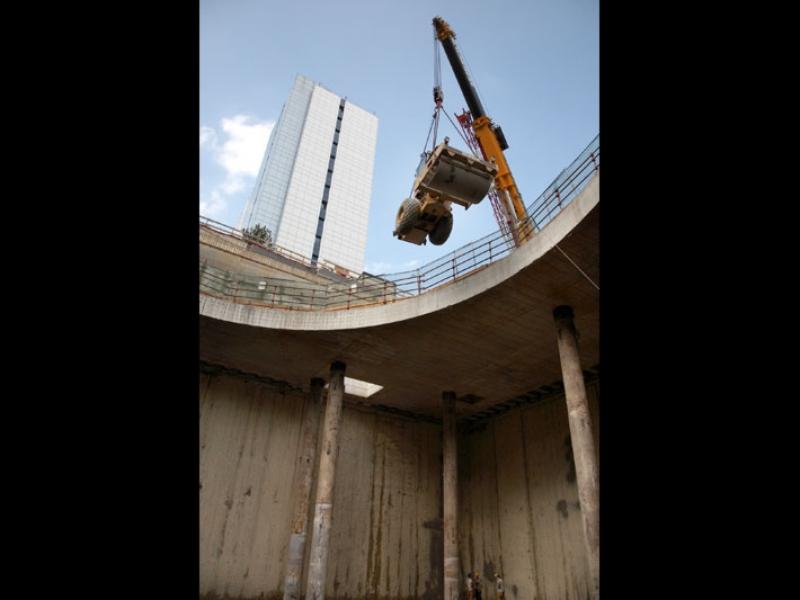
[383,280,388,304]
[489,239,493,263]
[556,188,562,209]
[591,151,598,172]
[347,286,352,310]
[311,287,315,310]
[417,272,422,295]
[199,260,208,289]
[452,256,457,280]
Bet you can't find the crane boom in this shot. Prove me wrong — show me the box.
[432,16,531,243]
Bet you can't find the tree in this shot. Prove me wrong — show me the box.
[243,223,272,245]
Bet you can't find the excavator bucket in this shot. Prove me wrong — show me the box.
[394,140,497,246]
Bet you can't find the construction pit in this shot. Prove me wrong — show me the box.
[199,144,599,600]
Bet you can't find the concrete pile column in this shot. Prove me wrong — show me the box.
[553,306,599,598]
[283,378,324,600]
[304,361,346,600]
[442,391,460,600]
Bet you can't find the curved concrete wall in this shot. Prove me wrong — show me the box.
[458,381,599,600]
[200,372,443,600]
[200,227,330,284]
[199,175,598,332]
[200,371,598,600]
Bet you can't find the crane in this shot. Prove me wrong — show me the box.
[434,16,531,245]
[393,16,531,248]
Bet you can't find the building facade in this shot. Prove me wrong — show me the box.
[239,75,378,274]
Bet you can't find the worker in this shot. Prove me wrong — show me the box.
[466,571,474,600]
[474,572,483,600]
[494,573,504,600]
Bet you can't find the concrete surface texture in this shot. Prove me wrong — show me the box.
[306,362,346,600]
[200,370,599,599]
[199,172,599,599]
[200,174,598,421]
[283,378,323,600]
[200,372,444,600]
[442,392,460,600]
[200,226,335,285]
[554,306,599,595]
[458,380,599,600]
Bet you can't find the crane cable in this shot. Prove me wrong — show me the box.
[441,106,476,155]
[408,36,443,200]
[556,245,600,290]
[428,33,474,154]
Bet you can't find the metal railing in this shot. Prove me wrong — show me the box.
[200,134,599,311]
[199,216,363,279]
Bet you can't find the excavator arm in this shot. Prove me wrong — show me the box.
[433,16,531,241]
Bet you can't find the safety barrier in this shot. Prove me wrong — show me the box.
[200,134,599,311]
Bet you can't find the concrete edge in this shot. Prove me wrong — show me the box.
[199,174,599,332]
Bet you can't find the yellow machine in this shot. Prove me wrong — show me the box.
[394,138,497,245]
[394,16,531,247]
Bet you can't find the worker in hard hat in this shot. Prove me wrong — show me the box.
[466,571,474,600]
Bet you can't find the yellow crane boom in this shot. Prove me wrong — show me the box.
[433,16,532,243]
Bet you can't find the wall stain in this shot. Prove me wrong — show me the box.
[424,527,442,600]
[483,559,497,585]
[519,412,541,596]
[376,455,386,597]
[424,464,443,600]
[365,419,379,597]
[202,375,592,600]
[370,435,387,596]
[565,435,576,484]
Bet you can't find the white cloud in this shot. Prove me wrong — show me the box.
[199,115,274,220]
[364,261,393,274]
[200,189,227,218]
[364,259,421,275]
[220,176,246,195]
[217,115,273,176]
[199,126,217,149]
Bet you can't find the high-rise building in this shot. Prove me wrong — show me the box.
[239,75,378,274]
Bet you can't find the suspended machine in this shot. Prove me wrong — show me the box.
[393,16,532,248]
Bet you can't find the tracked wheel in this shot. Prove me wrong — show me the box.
[428,212,453,246]
[394,197,421,236]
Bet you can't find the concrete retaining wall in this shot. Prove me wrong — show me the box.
[200,372,598,600]
[200,227,327,284]
[200,372,443,600]
[458,380,599,600]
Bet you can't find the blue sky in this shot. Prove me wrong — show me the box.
[200,0,598,274]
